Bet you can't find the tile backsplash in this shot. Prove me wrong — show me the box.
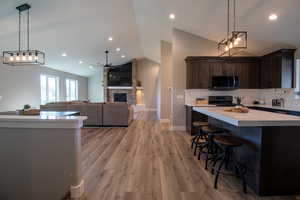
[185,89,300,107]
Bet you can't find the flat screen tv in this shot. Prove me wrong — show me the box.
[107,62,132,86]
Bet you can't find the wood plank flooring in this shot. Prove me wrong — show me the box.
[80,111,300,200]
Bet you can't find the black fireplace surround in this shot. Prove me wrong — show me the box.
[114,93,127,102]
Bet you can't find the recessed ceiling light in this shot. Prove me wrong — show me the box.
[116,48,121,52]
[89,65,93,69]
[169,13,176,20]
[269,14,278,21]
[108,36,113,41]
[79,60,83,64]
[121,54,126,58]
[62,53,67,57]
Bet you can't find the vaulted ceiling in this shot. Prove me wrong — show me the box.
[1,0,299,76]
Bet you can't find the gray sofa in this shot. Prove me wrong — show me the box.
[40,102,133,127]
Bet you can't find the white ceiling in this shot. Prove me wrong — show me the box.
[1,0,300,77]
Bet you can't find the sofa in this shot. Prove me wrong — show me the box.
[40,102,133,127]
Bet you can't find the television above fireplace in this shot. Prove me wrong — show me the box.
[108,62,132,86]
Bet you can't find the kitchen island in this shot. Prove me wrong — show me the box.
[0,111,87,200]
[193,106,300,196]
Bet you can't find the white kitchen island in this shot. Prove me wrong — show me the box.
[0,112,87,200]
[193,106,300,126]
[192,106,300,196]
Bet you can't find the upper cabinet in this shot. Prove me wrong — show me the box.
[260,49,296,89]
[186,57,261,89]
[186,58,210,89]
[186,49,296,89]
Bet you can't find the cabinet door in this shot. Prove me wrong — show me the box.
[248,62,261,88]
[270,53,282,88]
[186,60,210,89]
[209,61,225,76]
[235,62,250,88]
[261,56,272,88]
[281,53,294,88]
[224,62,238,76]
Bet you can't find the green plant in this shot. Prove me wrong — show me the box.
[23,104,31,110]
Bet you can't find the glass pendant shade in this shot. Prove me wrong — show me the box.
[3,50,45,66]
[218,0,248,57]
[218,31,247,56]
[2,3,45,66]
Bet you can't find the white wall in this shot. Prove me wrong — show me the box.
[88,69,104,102]
[171,28,218,129]
[137,58,160,110]
[0,64,41,111]
[0,61,88,112]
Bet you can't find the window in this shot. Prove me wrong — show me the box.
[40,74,59,105]
[66,79,78,101]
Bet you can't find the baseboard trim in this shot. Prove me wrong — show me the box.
[70,180,85,199]
[160,119,170,123]
[169,126,186,131]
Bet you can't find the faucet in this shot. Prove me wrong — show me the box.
[279,98,285,108]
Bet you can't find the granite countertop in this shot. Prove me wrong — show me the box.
[193,106,300,127]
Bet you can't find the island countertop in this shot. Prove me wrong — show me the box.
[0,111,87,128]
[193,106,300,127]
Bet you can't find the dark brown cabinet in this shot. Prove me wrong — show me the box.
[186,57,261,89]
[260,49,296,88]
[186,59,210,89]
[186,49,296,89]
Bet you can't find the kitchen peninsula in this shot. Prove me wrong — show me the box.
[193,106,300,196]
[0,112,87,200]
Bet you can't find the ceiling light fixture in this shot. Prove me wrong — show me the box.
[218,0,247,57]
[108,36,113,41]
[169,13,176,20]
[121,54,126,58]
[79,60,83,64]
[269,14,278,21]
[3,3,45,66]
[62,53,67,57]
[116,48,121,52]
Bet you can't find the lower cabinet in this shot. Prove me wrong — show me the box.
[186,105,208,135]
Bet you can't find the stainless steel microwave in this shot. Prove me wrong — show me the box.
[211,76,239,90]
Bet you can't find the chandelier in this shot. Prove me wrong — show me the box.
[2,4,45,66]
[218,0,247,56]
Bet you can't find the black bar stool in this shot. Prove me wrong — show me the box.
[190,121,209,150]
[196,126,224,169]
[212,135,247,193]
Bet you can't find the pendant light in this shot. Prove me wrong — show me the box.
[2,4,45,66]
[218,0,248,56]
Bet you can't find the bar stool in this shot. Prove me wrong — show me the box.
[190,121,209,150]
[196,126,224,169]
[212,135,247,193]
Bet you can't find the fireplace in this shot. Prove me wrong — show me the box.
[113,93,127,102]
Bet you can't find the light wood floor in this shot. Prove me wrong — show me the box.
[81,111,300,200]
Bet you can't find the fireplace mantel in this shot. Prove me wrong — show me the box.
[107,86,133,90]
[107,86,143,90]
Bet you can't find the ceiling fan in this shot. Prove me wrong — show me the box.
[102,50,113,69]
